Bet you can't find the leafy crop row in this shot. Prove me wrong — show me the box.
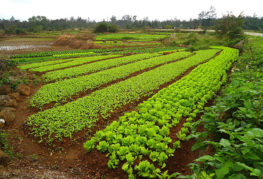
[83,47,239,178]
[42,53,160,82]
[30,51,192,108]
[186,39,263,178]
[30,55,120,72]
[11,48,122,59]
[26,49,219,143]
[19,58,74,70]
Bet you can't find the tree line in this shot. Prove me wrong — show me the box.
[0,12,263,34]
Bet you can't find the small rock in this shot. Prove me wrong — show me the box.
[17,83,30,96]
[0,150,10,166]
[0,84,11,95]
[0,108,16,124]
[8,93,20,100]
[7,76,18,84]
[0,119,4,128]
[0,95,17,107]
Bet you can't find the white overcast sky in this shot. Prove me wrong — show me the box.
[1,0,262,21]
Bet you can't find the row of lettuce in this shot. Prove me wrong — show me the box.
[82,47,239,178]
[26,49,219,143]
[18,54,120,71]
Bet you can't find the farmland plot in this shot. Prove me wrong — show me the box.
[11,46,238,178]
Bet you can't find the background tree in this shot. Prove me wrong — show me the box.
[215,13,245,46]
[198,6,217,32]
[215,13,244,39]
[94,22,118,33]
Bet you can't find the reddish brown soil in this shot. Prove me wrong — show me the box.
[1,50,225,178]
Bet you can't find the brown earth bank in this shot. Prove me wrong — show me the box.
[0,51,226,178]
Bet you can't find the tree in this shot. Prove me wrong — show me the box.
[110,16,117,23]
[198,6,217,31]
[94,22,118,33]
[215,13,244,40]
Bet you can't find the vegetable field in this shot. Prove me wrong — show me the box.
[14,46,239,178]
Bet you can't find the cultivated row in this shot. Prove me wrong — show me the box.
[31,54,120,72]
[19,58,74,70]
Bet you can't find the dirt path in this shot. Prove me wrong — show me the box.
[244,32,263,37]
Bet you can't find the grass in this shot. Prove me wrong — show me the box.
[95,33,168,41]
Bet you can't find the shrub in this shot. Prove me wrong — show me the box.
[94,23,108,33]
[94,23,118,33]
[108,24,118,33]
[15,28,27,35]
[215,13,245,41]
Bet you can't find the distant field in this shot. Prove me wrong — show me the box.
[95,33,169,41]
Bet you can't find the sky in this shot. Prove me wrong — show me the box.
[0,0,262,21]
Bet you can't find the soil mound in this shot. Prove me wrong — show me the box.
[53,34,100,49]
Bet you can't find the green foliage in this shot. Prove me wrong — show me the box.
[0,132,13,157]
[215,13,245,45]
[183,33,198,45]
[12,46,182,65]
[135,160,160,178]
[41,53,157,82]
[30,52,190,107]
[83,47,238,177]
[94,23,118,33]
[15,28,27,34]
[188,39,263,178]
[26,49,219,143]
[0,59,17,72]
[96,33,167,41]
[28,55,119,73]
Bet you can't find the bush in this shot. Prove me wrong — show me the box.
[108,24,118,33]
[183,33,198,45]
[0,132,13,157]
[0,59,17,72]
[0,29,4,36]
[15,28,27,35]
[94,23,118,33]
[94,23,108,33]
[215,13,245,41]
